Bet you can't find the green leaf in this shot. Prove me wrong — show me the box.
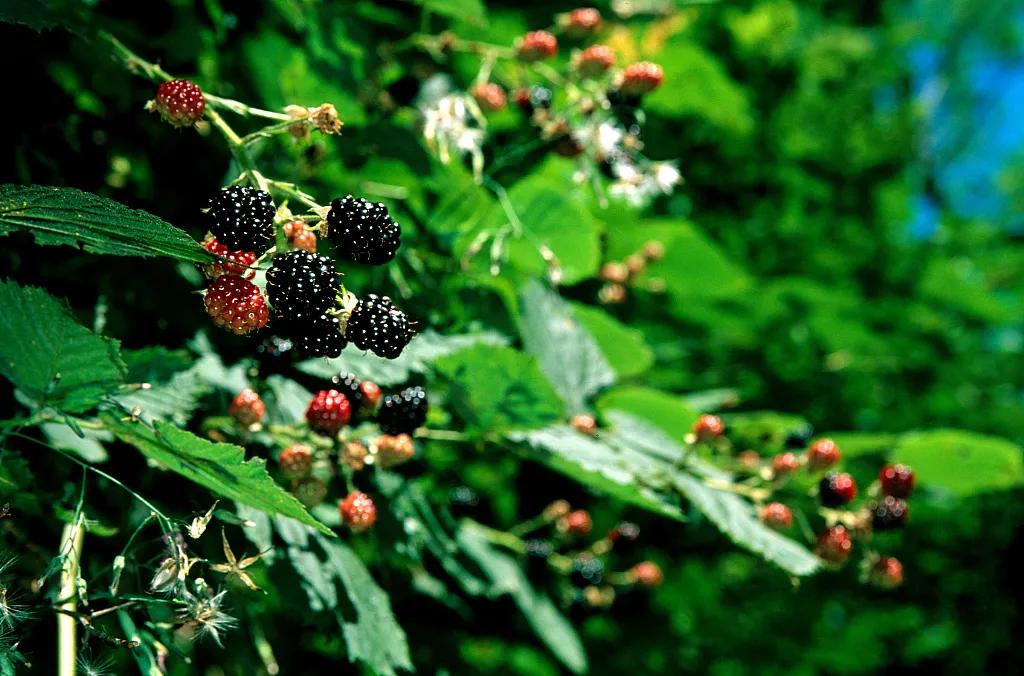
[411,0,486,24]
[297,329,507,385]
[458,521,587,674]
[115,359,211,427]
[570,303,653,378]
[519,282,615,414]
[891,429,1024,496]
[263,376,313,424]
[828,432,899,459]
[435,344,564,433]
[0,185,211,263]
[102,415,332,535]
[0,280,125,413]
[41,422,111,463]
[597,386,699,440]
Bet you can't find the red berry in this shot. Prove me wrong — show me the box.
[229,388,265,427]
[609,521,640,543]
[342,441,369,471]
[571,414,597,436]
[374,433,415,469]
[565,8,602,37]
[620,62,664,96]
[284,221,318,253]
[869,556,904,589]
[738,450,761,471]
[871,495,909,531]
[203,237,257,279]
[692,414,725,441]
[816,525,853,564]
[561,509,592,536]
[293,477,328,507]
[203,275,269,336]
[806,438,841,470]
[359,381,382,409]
[518,30,558,61]
[151,79,205,128]
[471,82,507,112]
[819,472,858,507]
[575,44,616,77]
[771,452,801,477]
[629,561,663,587]
[278,444,313,480]
[879,464,915,498]
[305,389,352,436]
[339,491,377,533]
[759,502,793,530]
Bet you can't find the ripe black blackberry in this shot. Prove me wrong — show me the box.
[206,186,276,254]
[569,555,605,587]
[377,386,428,434]
[871,496,909,531]
[273,314,346,358]
[331,372,364,408]
[265,250,338,321]
[344,294,414,359]
[326,195,402,265]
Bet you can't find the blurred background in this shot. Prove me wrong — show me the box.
[1,0,1022,673]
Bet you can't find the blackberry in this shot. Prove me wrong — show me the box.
[525,539,554,579]
[569,555,605,587]
[331,372,364,407]
[344,294,415,359]
[273,314,346,358]
[818,472,857,507]
[871,496,909,531]
[206,186,276,254]
[265,250,338,320]
[784,424,814,449]
[377,386,428,434]
[326,195,402,265]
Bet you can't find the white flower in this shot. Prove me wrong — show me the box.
[652,162,681,193]
[608,160,682,206]
[421,93,486,179]
[573,120,626,160]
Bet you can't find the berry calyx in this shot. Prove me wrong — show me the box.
[806,438,841,470]
[819,472,858,507]
[293,477,328,508]
[560,509,593,536]
[565,8,602,37]
[305,389,352,436]
[816,525,853,564]
[692,414,725,441]
[229,388,265,427]
[759,502,793,530]
[377,386,428,434]
[620,62,664,96]
[870,496,909,531]
[265,250,339,321]
[879,464,915,498]
[471,82,507,112]
[344,294,415,359]
[278,444,313,480]
[271,314,346,358]
[628,561,664,587]
[149,79,205,128]
[374,433,415,469]
[771,452,801,477]
[203,238,257,279]
[868,556,904,589]
[204,275,269,335]
[339,491,377,533]
[518,30,558,61]
[342,441,369,471]
[326,195,402,265]
[205,186,276,254]
[570,413,597,436]
[575,45,616,77]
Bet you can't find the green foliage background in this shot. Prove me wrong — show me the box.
[1,0,1022,674]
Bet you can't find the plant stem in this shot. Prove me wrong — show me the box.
[57,515,85,676]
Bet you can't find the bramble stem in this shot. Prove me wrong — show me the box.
[57,515,85,676]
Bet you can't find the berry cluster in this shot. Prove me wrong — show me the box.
[597,240,666,305]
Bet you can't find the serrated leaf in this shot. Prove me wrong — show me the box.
[115,365,211,426]
[0,280,125,413]
[570,302,654,379]
[0,185,211,263]
[264,376,313,424]
[519,282,614,414]
[891,429,1024,496]
[296,329,508,385]
[41,422,111,463]
[597,386,699,441]
[458,521,587,674]
[434,344,564,433]
[102,415,332,535]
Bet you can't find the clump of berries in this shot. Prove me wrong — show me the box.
[344,294,415,359]
[597,240,666,305]
[377,386,428,434]
[326,195,402,265]
[204,275,268,335]
[518,30,558,61]
[305,389,352,437]
[339,491,377,533]
[148,79,205,127]
[229,389,265,427]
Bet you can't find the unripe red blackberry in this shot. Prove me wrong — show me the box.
[692,414,725,441]
[620,62,664,96]
[325,195,402,265]
[205,186,276,255]
[759,502,793,530]
[150,79,205,127]
[305,389,352,436]
[816,525,853,564]
[278,444,313,480]
[628,561,663,587]
[575,45,616,77]
[806,438,841,470]
[360,381,382,409]
[204,275,269,335]
[560,509,592,536]
[265,250,339,321]
[879,464,915,498]
[565,8,602,38]
[229,388,265,427]
[771,452,801,477]
[339,491,377,532]
[571,414,597,436]
[738,450,761,471]
[284,220,318,253]
[609,521,640,545]
[202,238,257,279]
[344,294,415,359]
[869,556,904,589]
[518,30,558,61]
[600,262,629,284]
[342,441,369,471]
[471,82,507,112]
[870,496,909,531]
[819,472,858,507]
[374,433,415,469]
